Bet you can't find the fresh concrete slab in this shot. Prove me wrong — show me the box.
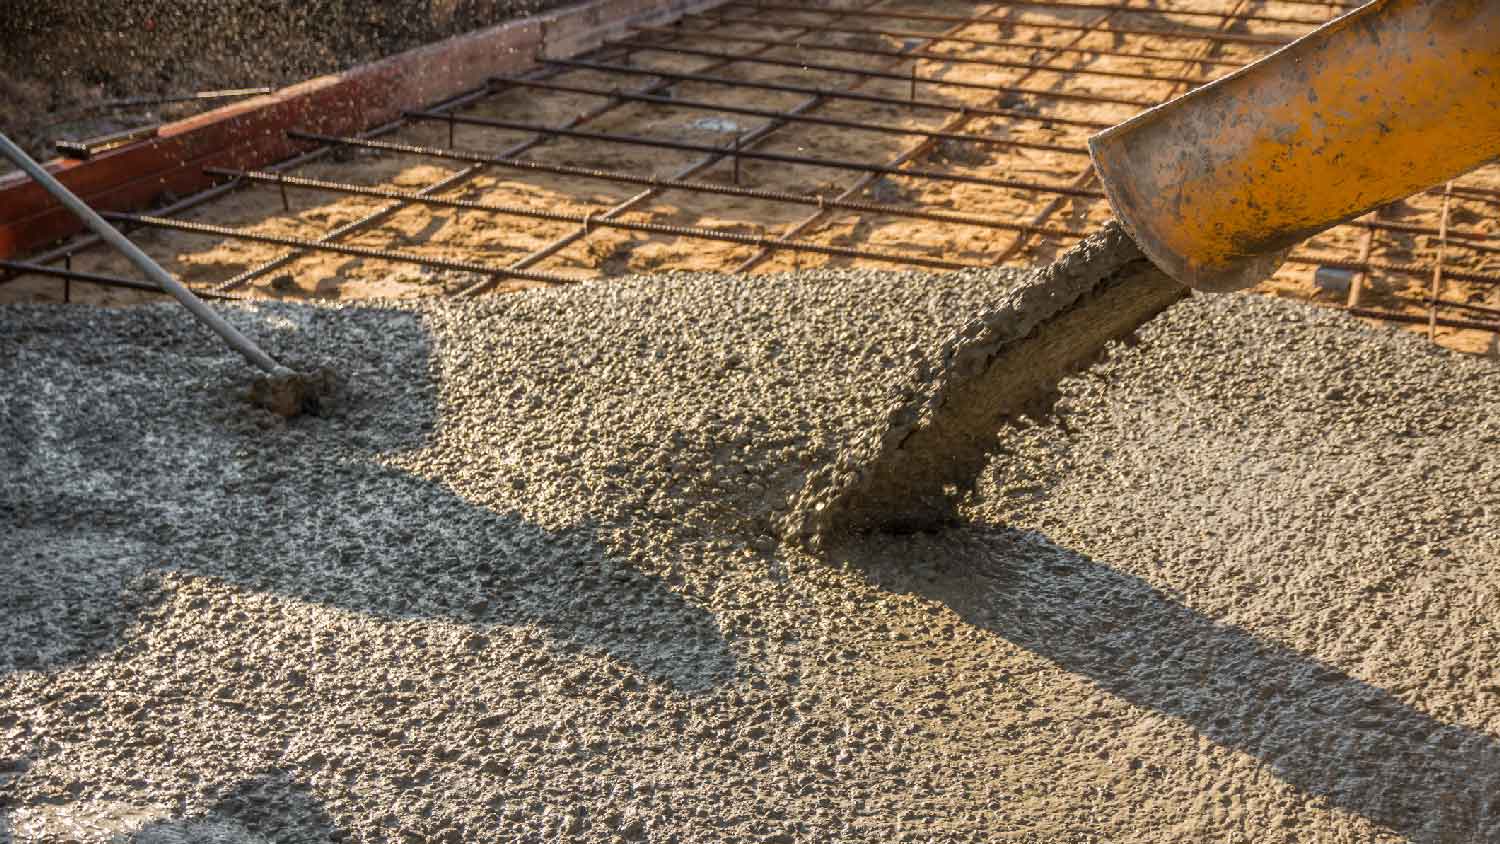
[2,269,1497,842]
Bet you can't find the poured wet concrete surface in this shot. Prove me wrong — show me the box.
[2,269,1498,842]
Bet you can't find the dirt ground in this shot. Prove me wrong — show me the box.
[2,0,1497,356]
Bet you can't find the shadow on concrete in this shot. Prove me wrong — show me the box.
[831,523,1500,843]
[0,303,732,694]
[123,771,338,844]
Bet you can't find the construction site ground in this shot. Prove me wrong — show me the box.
[2,0,1497,354]
[3,1,1500,842]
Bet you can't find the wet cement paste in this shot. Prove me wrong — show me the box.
[782,221,1186,549]
[2,266,1498,843]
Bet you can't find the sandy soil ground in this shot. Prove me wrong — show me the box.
[2,268,1497,842]
[5,0,1495,354]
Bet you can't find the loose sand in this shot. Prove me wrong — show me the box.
[3,266,1498,842]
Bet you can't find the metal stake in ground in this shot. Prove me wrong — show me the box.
[0,132,329,417]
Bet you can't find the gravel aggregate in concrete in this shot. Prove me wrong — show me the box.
[2,269,1498,843]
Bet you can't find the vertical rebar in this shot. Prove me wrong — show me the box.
[1428,182,1453,342]
[1345,210,1378,310]
[278,172,291,212]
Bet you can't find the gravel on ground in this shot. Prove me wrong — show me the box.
[0,0,573,167]
[1,267,1497,843]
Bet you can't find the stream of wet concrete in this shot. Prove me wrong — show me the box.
[783,221,1186,548]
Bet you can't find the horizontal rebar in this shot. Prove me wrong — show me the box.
[545,58,1115,129]
[1402,294,1500,320]
[283,131,1085,238]
[691,11,1252,69]
[403,110,1108,198]
[1129,0,1355,9]
[1287,254,1500,287]
[100,212,588,287]
[1447,185,1500,207]
[1348,306,1500,334]
[606,39,1157,107]
[1019,0,1333,24]
[1367,220,1500,253]
[753,2,1294,46]
[0,260,241,300]
[204,168,984,271]
[40,87,275,129]
[629,24,1209,86]
[762,0,1335,26]
[490,76,1090,156]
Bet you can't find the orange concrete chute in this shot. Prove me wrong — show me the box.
[1088,0,1500,293]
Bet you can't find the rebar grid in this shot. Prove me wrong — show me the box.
[200,167,985,270]
[542,57,1117,129]
[597,40,1160,107]
[488,76,1092,156]
[734,1,1124,272]
[0,81,508,291]
[996,0,1284,262]
[280,131,1083,237]
[464,0,1021,297]
[211,1,882,292]
[401,110,1108,197]
[720,2,1296,46]
[688,11,1251,68]
[10,0,903,297]
[8,0,1497,339]
[625,23,1210,86]
[883,0,1344,25]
